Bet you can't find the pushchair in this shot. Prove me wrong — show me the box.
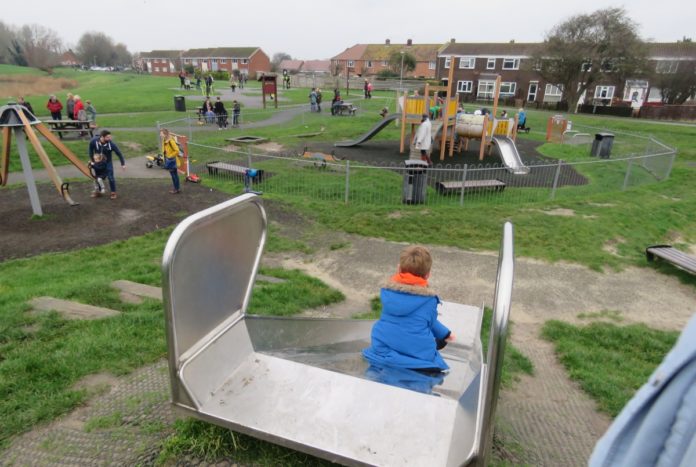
[517,109,531,133]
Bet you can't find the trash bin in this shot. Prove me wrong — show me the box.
[590,132,614,158]
[403,160,428,204]
[174,95,186,112]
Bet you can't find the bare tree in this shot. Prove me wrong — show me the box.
[271,52,292,72]
[531,7,648,112]
[18,24,63,69]
[0,21,15,64]
[654,61,696,104]
[76,32,130,67]
[388,51,416,75]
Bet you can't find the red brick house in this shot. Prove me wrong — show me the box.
[331,39,442,79]
[181,47,270,78]
[136,50,182,75]
[437,41,696,108]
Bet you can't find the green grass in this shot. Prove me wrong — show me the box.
[542,320,678,417]
[0,227,344,450]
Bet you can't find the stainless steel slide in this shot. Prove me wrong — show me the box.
[334,114,399,147]
[491,136,530,175]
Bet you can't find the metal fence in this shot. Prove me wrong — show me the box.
[184,126,675,208]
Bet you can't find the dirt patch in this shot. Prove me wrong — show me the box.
[588,202,616,208]
[72,372,119,394]
[256,142,285,153]
[602,237,626,256]
[121,141,143,152]
[387,211,403,219]
[223,143,241,152]
[541,208,576,217]
[0,75,78,100]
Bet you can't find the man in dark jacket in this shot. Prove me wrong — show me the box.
[88,129,126,199]
[213,97,228,129]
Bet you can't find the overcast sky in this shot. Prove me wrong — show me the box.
[4,0,694,59]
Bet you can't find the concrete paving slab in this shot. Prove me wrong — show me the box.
[29,296,120,320]
[111,280,163,301]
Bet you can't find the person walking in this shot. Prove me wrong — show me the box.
[229,75,237,92]
[414,113,433,166]
[178,71,186,89]
[160,129,181,194]
[213,97,228,129]
[309,88,317,112]
[364,79,369,99]
[46,95,63,120]
[88,129,126,199]
[232,100,241,127]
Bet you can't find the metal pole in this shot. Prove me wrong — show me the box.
[14,127,43,216]
[550,159,563,200]
[247,146,252,169]
[344,160,350,204]
[665,151,676,181]
[187,115,193,142]
[622,159,633,191]
[459,164,468,207]
[399,51,405,92]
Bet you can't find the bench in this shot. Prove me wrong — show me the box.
[333,102,357,116]
[206,161,264,181]
[646,245,696,275]
[45,120,95,139]
[436,179,507,195]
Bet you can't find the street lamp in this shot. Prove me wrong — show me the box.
[399,51,405,92]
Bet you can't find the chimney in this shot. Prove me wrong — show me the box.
[385,39,390,45]
[450,38,456,44]
[407,39,412,46]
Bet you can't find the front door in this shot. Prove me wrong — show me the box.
[527,82,538,102]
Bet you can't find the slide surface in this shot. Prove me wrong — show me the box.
[491,136,530,174]
[334,114,400,147]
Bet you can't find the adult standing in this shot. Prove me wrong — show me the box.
[17,96,34,116]
[309,88,317,112]
[232,100,241,127]
[73,95,85,120]
[316,88,323,112]
[414,113,433,166]
[66,93,75,120]
[46,95,63,120]
[204,75,213,97]
[213,97,228,129]
[88,130,126,199]
[229,75,237,92]
[160,129,181,194]
[178,70,186,89]
[331,88,342,116]
[85,100,97,123]
[367,81,373,99]
[364,79,369,99]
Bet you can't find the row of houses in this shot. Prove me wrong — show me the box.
[136,47,270,78]
[135,39,695,107]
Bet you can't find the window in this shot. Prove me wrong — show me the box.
[154,67,160,72]
[499,81,517,95]
[459,57,475,69]
[232,59,238,63]
[581,62,592,72]
[477,80,496,98]
[545,84,563,97]
[429,61,436,70]
[594,85,615,99]
[242,59,248,64]
[457,80,473,93]
[184,58,190,63]
[656,60,679,74]
[382,60,388,67]
[600,59,614,72]
[444,57,451,68]
[211,59,218,63]
[220,59,226,64]
[192,59,198,66]
[366,60,372,68]
[347,60,354,68]
[502,58,519,70]
[487,58,496,70]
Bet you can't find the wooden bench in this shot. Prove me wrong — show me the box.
[646,245,696,275]
[45,120,95,139]
[436,179,506,195]
[206,161,264,181]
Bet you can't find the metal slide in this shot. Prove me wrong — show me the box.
[334,114,400,147]
[162,194,515,467]
[491,136,530,175]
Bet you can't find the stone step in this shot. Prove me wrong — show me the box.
[29,297,120,320]
[112,275,287,304]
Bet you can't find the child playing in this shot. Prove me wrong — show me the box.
[363,246,455,371]
[89,152,108,197]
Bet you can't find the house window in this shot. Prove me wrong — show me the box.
[367,60,372,68]
[600,59,613,72]
[220,59,226,64]
[429,61,436,70]
[502,58,519,70]
[232,59,238,63]
[500,82,517,95]
[192,59,198,66]
[242,59,248,64]
[444,57,451,68]
[212,59,218,63]
[347,60,354,68]
[656,60,679,73]
[594,85,615,99]
[382,60,388,67]
[487,58,496,70]
[477,80,496,98]
[545,84,563,97]
[154,67,160,72]
[581,62,592,72]
[459,57,475,69]
[457,80,473,93]
[184,58,190,63]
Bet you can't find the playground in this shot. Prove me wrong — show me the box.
[2,64,696,466]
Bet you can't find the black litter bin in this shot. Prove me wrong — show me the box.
[590,132,614,159]
[174,95,186,112]
[403,159,428,204]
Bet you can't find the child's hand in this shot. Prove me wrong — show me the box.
[446,332,456,342]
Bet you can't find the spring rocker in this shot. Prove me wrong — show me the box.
[0,104,91,216]
[162,193,515,466]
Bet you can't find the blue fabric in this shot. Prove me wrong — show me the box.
[169,168,180,191]
[363,287,450,370]
[365,364,445,394]
[590,313,696,467]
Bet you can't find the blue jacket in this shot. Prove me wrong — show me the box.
[590,313,696,467]
[363,282,450,370]
[88,136,125,166]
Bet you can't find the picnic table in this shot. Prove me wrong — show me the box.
[333,102,358,116]
[44,119,95,139]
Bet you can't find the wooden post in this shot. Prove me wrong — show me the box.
[34,124,91,178]
[0,127,10,186]
[479,114,488,161]
[439,56,456,161]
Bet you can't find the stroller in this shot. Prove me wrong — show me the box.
[517,108,531,133]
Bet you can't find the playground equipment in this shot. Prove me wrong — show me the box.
[162,193,515,466]
[334,114,399,147]
[0,104,91,216]
[546,114,570,143]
